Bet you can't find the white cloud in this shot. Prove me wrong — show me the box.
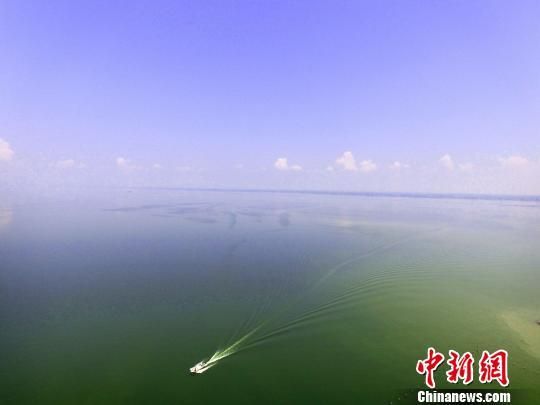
[335,151,358,171]
[116,157,128,168]
[389,161,410,170]
[326,165,334,171]
[498,155,530,169]
[359,159,377,173]
[152,163,163,170]
[439,154,454,170]
[116,157,137,171]
[0,138,14,161]
[54,159,76,169]
[335,151,376,173]
[274,157,302,171]
[274,158,288,170]
[439,155,473,172]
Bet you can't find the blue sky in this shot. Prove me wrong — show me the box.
[1,0,539,195]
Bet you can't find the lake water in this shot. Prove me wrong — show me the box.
[1,190,539,404]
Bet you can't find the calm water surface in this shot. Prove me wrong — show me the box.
[1,190,539,404]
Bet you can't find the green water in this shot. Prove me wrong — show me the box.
[1,191,539,404]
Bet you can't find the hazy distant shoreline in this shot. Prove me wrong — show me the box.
[135,186,540,203]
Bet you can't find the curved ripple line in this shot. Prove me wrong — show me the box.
[197,226,445,368]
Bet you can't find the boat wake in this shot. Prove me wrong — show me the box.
[190,227,443,373]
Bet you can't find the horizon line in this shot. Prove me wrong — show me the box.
[132,186,540,202]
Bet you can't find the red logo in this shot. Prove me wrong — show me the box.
[446,350,474,385]
[416,347,445,389]
[479,350,509,387]
[416,348,509,388]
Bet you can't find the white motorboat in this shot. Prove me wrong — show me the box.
[190,361,214,374]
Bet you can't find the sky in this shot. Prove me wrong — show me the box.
[1,0,539,196]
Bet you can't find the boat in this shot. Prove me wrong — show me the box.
[190,360,214,374]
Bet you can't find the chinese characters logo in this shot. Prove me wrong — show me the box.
[416,347,509,388]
